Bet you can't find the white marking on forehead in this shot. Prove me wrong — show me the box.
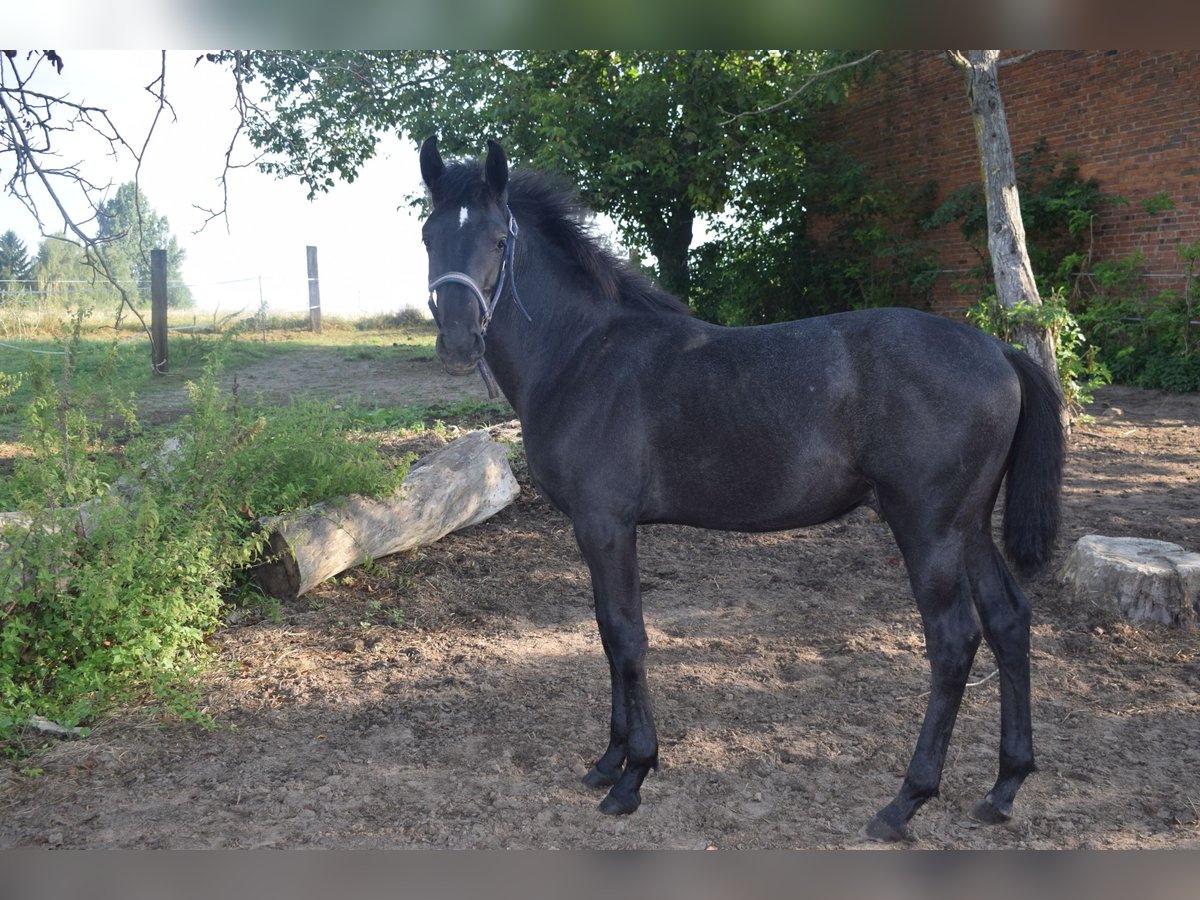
[459,206,469,228]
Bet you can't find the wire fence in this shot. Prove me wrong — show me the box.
[0,271,425,343]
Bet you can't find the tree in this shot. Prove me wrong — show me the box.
[96,182,193,308]
[2,50,177,348]
[949,50,1061,390]
[0,229,35,295]
[690,137,940,326]
[35,234,91,305]
[693,49,1064,395]
[220,50,835,300]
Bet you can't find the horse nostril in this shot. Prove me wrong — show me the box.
[436,329,485,368]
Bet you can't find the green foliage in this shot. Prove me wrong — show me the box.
[0,369,20,406]
[967,290,1110,415]
[217,50,861,300]
[925,137,1118,295]
[692,143,941,325]
[1141,192,1175,217]
[930,138,1197,394]
[0,331,409,740]
[95,183,193,309]
[342,398,513,433]
[33,235,93,305]
[0,332,264,441]
[0,230,36,294]
[216,390,409,521]
[1075,242,1200,392]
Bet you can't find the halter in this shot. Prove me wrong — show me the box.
[427,207,532,335]
[426,208,531,399]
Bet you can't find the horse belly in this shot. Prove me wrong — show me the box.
[645,444,869,532]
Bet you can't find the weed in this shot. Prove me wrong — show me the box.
[967,289,1110,416]
[0,335,410,740]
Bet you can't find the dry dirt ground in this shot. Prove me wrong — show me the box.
[1,352,1198,849]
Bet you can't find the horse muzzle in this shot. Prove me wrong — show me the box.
[435,330,486,376]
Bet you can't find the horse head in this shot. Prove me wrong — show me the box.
[420,135,515,376]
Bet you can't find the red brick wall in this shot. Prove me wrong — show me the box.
[816,50,1200,317]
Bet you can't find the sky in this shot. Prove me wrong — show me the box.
[1,50,432,317]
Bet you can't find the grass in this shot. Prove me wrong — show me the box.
[0,313,440,440]
[341,398,515,432]
[0,301,485,474]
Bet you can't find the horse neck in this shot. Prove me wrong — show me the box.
[481,244,611,418]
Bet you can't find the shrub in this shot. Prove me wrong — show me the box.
[931,139,1197,395]
[967,288,1110,416]
[0,332,409,740]
[1074,242,1200,392]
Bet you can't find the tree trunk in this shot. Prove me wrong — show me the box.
[647,198,695,301]
[250,429,520,600]
[957,50,1062,393]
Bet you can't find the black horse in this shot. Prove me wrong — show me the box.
[418,137,1064,841]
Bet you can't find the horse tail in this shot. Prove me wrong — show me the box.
[1000,345,1066,578]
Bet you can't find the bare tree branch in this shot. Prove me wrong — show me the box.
[0,50,179,365]
[190,51,271,234]
[946,50,970,70]
[999,51,1038,68]
[720,50,883,125]
[948,50,1038,71]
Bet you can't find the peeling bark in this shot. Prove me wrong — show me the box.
[953,50,1063,395]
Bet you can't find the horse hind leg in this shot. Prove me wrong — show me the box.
[966,539,1036,824]
[866,544,982,842]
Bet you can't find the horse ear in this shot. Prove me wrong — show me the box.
[485,139,508,199]
[420,135,445,197]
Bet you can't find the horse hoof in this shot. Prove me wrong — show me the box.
[599,790,640,816]
[969,795,1013,825]
[863,813,910,843]
[582,767,619,790]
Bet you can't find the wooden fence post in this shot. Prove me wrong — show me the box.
[306,245,321,333]
[151,248,168,374]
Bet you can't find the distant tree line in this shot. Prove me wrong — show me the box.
[0,181,192,308]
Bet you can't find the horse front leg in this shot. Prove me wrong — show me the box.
[573,515,658,815]
[580,626,626,790]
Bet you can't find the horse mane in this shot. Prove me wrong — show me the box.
[436,161,691,317]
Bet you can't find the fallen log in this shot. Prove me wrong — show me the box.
[250,429,520,600]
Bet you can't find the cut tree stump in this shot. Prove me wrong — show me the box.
[251,429,520,600]
[1059,535,1200,627]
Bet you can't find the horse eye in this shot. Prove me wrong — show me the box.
[497,238,508,251]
